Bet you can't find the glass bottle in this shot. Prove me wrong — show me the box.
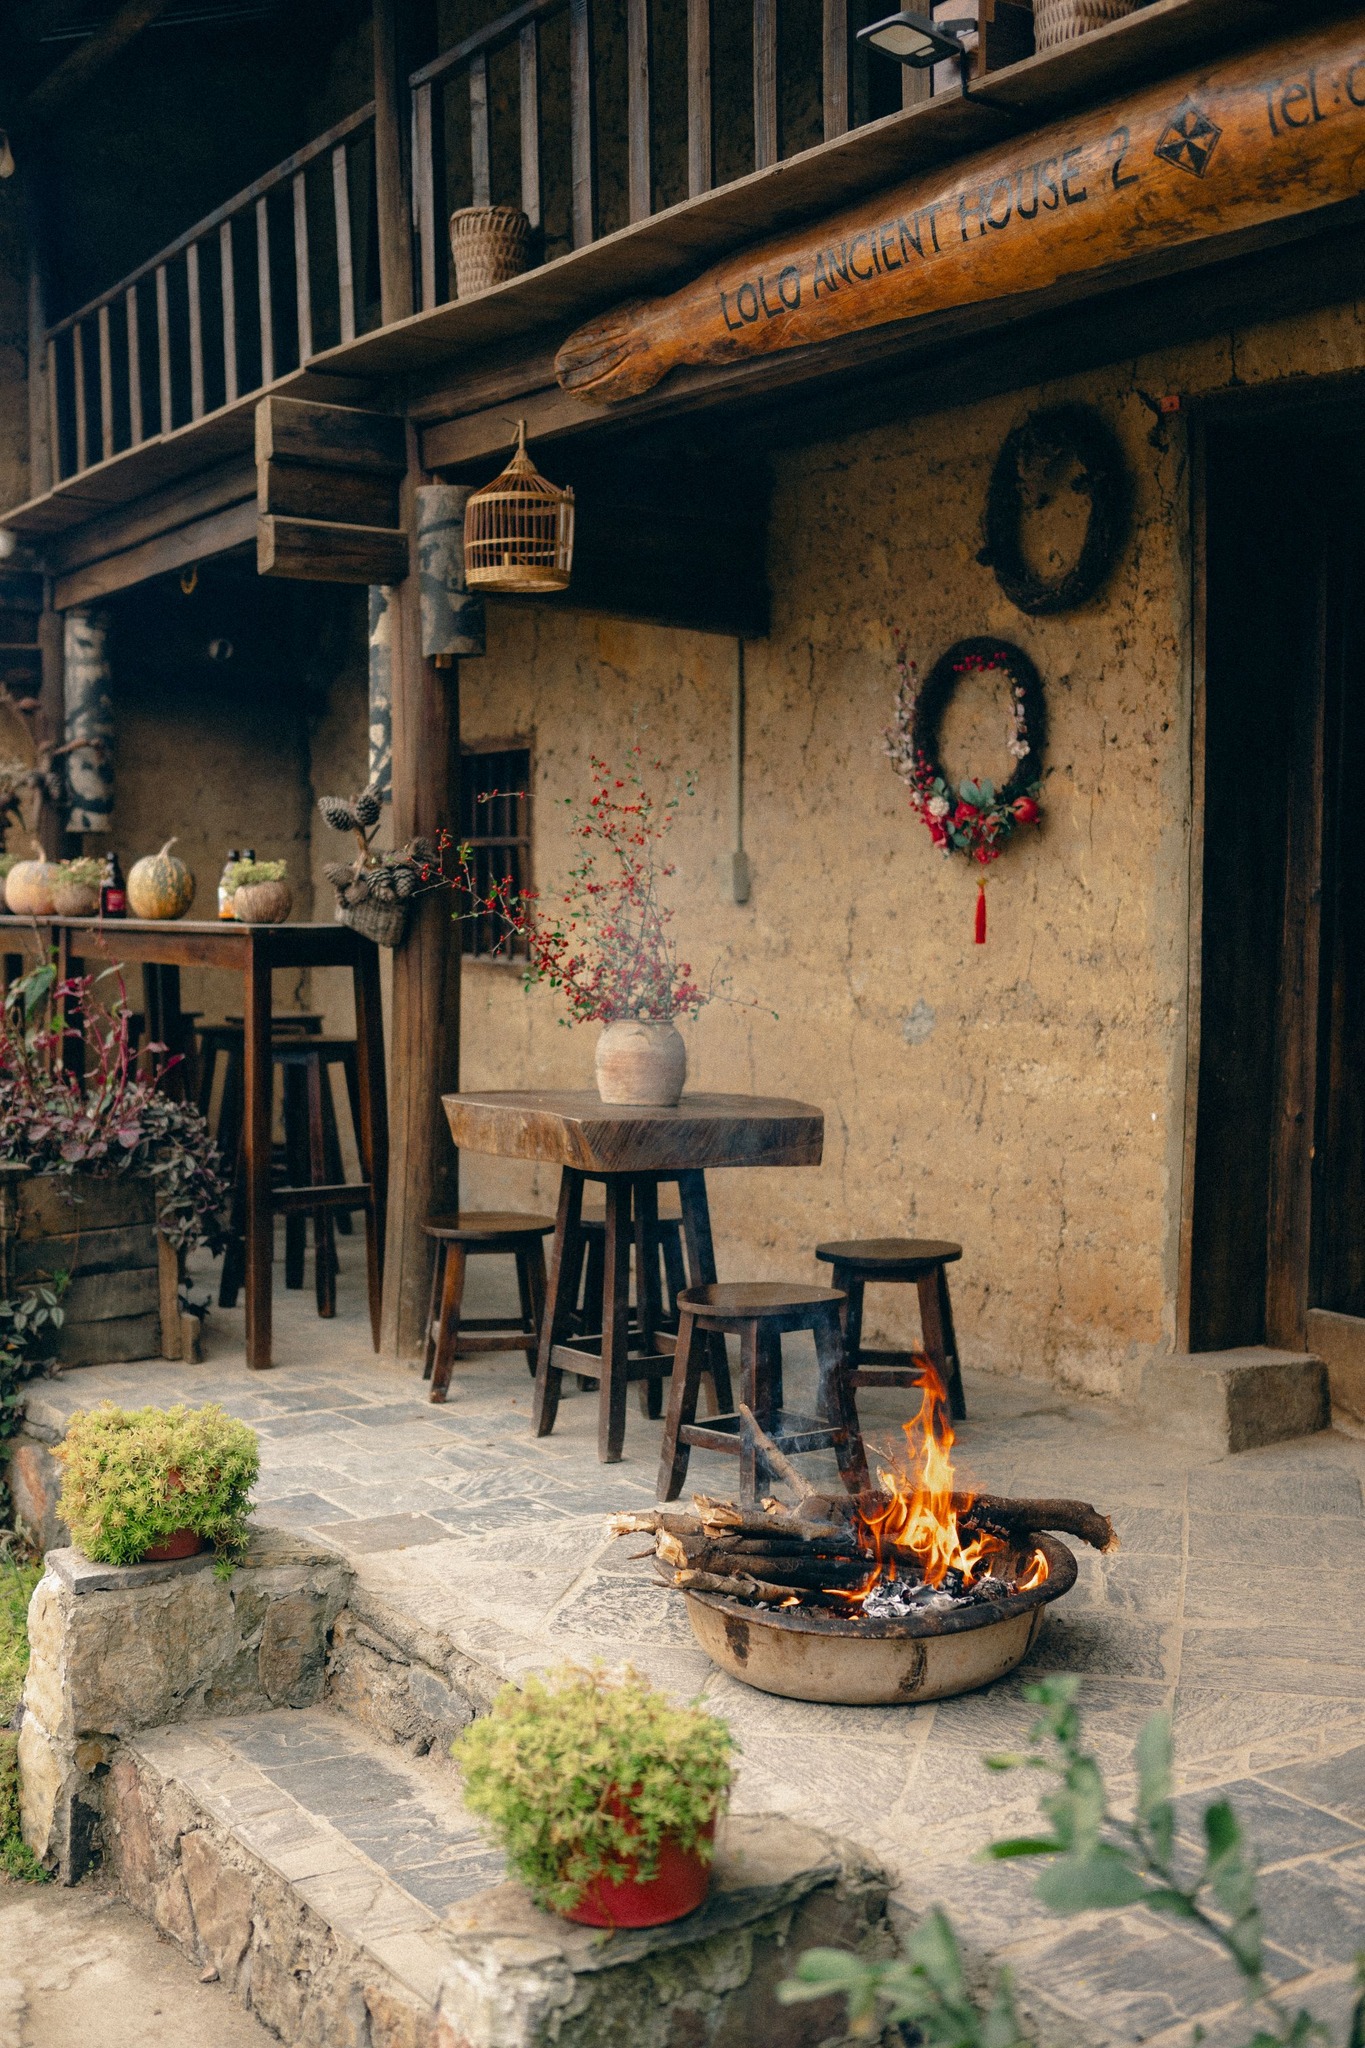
[99,851,126,918]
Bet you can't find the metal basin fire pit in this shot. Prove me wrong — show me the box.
[682,1532,1077,1704]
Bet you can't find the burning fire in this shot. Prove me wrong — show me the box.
[847,1368,1048,1604]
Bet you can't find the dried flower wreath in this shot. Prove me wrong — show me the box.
[884,633,1045,943]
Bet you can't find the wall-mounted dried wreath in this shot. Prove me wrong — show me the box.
[884,633,1045,942]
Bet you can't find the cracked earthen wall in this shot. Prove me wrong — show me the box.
[456,305,1365,1403]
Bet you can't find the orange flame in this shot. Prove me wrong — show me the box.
[848,1365,1048,1600]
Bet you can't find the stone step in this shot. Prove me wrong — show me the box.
[1136,1346,1331,1452]
[107,1703,888,2048]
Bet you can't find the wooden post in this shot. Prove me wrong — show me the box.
[381,426,460,1358]
[373,0,415,326]
[35,593,65,860]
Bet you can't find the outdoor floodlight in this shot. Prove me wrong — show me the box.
[856,12,975,69]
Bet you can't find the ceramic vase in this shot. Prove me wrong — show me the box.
[594,1018,686,1107]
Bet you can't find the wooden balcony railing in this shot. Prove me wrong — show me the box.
[45,102,378,485]
[408,0,923,315]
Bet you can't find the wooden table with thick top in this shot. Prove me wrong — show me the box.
[2,917,387,1372]
[442,1091,824,1463]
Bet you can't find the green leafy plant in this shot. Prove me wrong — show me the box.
[1,1552,47,1883]
[225,859,287,891]
[455,1663,734,1914]
[55,1403,259,1578]
[781,1676,1365,2048]
[0,1282,66,1485]
[53,856,104,888]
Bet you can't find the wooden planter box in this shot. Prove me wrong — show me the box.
[0,1170,181,1365]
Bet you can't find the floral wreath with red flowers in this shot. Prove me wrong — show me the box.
[884,633,1045,938]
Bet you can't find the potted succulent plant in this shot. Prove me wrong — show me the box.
[228,858,291,924]
[49,857,103,918]
[317,784,437,948]
[55,1401,259,1573]
[455,1664,733,1928]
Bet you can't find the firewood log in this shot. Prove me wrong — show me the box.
[955,1493,1117,1554]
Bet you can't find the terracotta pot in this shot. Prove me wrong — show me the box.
[5,859,57,916]
[49,881,100,917]
[139,1526,204,1563]
[594,1018,686,1107]
[233,880,292,924]
[563,1819,714,1929]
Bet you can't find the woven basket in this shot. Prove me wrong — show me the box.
[449,206,532,298]
[339,894,409,949]
[1033,0,1136,48]
[464,421,574,594]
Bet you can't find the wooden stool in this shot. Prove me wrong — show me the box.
[658,1282,868,1503]
[423,1213,554,1402]
[568,1205,689,1404]
[814,1239,967,1422]
[210,1031,380,1342]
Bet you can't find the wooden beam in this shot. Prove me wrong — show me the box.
[627,0,651,223]
[569,0,596,247]
[823,0,849,142]
[753,0,778,172]
[47,456,255,577]
[687,0,712,197]
[255,394,406,473]
[382,424,461,1358]
[26,0,178,123]
[373,0,415,324]
[520,22,542,231]
[256,513,409,583]
[53,498,256,610]
[257,463,399,526]
[470,51,491,209]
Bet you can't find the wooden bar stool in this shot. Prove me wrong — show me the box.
[658,1282,869,1503]
[211,1030,380,1342]
[423,1213,554,1402]
[814,1238,967,1422]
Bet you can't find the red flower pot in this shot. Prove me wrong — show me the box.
[140,1527,204,1562]
[562,1817,715,1929]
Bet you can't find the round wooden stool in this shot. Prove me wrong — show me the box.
[423,1213,555,1403]
[657,1281,868,1503]
[814,1238,966,1422]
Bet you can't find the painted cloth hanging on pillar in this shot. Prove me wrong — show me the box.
[367,586,394,803]
[416,484,486,660]
[63,607,114,834]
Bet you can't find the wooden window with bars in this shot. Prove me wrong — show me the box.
[460,744,531,960]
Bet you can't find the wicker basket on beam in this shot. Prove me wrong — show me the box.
[463,421,575,594]
[1033,0,1136,49]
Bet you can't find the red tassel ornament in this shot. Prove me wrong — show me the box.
[974,880,987,945]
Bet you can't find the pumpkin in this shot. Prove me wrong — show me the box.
[126,838,195,920]
[5,859,57,916]
[232,880,292,924]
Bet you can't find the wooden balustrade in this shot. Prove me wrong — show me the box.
[45,103,377,486]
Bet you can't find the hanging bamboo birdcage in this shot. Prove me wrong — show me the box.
[463,421,575,594]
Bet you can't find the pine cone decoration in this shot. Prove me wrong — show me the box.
[390,866,418,899]
[347,871,372,902]
[353,785,382,829]
[319,795,357,833]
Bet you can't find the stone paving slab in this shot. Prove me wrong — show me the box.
[20,1246,1365,2046]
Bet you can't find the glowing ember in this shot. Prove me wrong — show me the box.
[843,1368,1049,1609]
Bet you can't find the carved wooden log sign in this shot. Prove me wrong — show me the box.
[556,16,1365,403]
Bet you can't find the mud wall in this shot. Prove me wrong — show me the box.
[456,303,1365,1402]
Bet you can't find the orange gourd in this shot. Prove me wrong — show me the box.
[126,839,195,920]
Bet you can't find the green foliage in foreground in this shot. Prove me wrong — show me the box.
[56,1403,259,1577]
[781,1676,1365,2048]
[0,1556,48,1884]
[456,1663,734,1913]
[0,1552,40,1725]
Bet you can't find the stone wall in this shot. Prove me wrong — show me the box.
[456,302,1365,1404]
[19,1531,352,1881]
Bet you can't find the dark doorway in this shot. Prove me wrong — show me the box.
[1190,414,1365,1352]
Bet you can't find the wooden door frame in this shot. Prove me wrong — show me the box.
[1175,369,1365,1353]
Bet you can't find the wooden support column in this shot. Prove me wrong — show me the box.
[381,425,460,1358]
[35,591,64,859]
[373,0,415,326]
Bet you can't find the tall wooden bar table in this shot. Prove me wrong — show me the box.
[442,1091,824,1462]
[2,917,387,1370]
